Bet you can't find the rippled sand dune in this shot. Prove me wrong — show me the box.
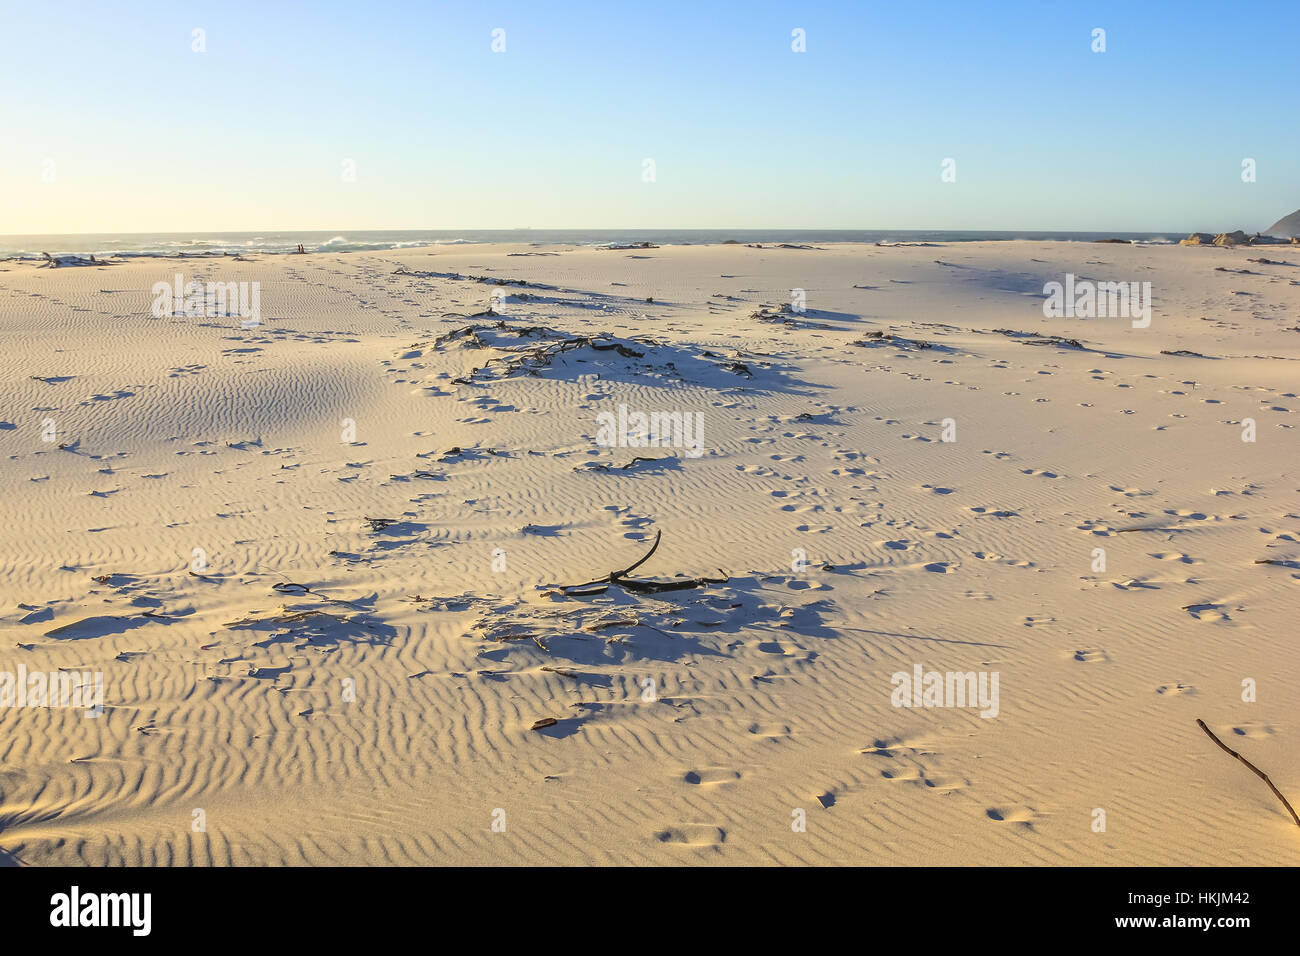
[0,240,1296,865]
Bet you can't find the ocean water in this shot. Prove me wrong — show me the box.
[0,229,1182,260]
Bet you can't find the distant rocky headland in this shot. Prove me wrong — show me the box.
[1175,209,1300,246]
[1264,207,1300,238]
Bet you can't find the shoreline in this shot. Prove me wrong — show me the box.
[0,231,1219,263]
[6,229,1295,265]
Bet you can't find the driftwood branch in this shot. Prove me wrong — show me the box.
[612,529,662,578]
[1196,718,1300,829]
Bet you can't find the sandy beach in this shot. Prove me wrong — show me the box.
[0,239,1296,866]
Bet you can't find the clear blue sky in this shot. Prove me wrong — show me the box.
[2,0,1296,233]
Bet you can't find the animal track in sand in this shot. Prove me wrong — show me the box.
[747,722,792,739]
[1072,648,1108,663]
[1020,468,1062,479]
[1155,682,1195,695]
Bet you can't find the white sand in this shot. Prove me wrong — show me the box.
[0,240,1296,865]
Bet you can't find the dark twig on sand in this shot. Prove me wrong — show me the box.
[581,455,674,473]
[990,328,1085,349]
[612,529,663,578]
[1196,718,1300,830]
[560,530,727,596]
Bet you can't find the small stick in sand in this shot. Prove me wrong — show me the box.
[1196,718,1300,829]
[613,529,662,578]
[559,530,728,595]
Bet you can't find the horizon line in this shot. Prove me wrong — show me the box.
[0,225,1255,239]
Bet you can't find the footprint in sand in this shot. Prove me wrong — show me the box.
[1156,682,1195,695]
[683,768,741,787]
[1075,519,1115,536]
[747,722,792,739]
[1184,603,1231,622]
[1149,551,1203,564]
[864,739,968,793]
[1230,723,1275,739]
[655,825,726,847]
[985,806,1042,829]
[1072,648,1108,663]
[880,765,968,792]
[973,552,1033,567]
[1108,578,1160,591]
